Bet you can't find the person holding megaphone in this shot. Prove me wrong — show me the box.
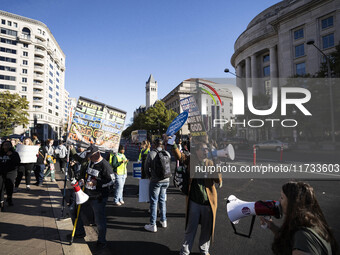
[260,181,337,255]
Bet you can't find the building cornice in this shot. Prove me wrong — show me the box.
[0,10,65,58]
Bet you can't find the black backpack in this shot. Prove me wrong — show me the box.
[153,149,172,179]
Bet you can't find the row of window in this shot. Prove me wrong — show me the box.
[0,37,17,45]
[0,27,17,37]
[0,84,15,90]
[0,47,17,54]
[0,65,16,72]
[1,19,18,28]
[0,75,15,81]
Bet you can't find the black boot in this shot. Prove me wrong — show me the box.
[7,197,13,206]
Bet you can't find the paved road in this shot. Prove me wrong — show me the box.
[96,162,340,255]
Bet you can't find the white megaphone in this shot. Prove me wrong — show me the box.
[71,179,89,205]
[226,195,281,224]
[208,144,235,160]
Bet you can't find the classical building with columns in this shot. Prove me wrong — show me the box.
[231,0,339,95]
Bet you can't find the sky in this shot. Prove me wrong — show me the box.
[2,0,279,126]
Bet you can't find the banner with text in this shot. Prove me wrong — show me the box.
[66,97,126,153]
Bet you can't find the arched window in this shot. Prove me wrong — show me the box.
[22,27,31,35]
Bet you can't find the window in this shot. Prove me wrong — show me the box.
[23,43,28,48]
[0,56,16,63]
[56,92,59,96]
[263,54,270,62]
[22,78,27,83]
[322,34,334,49]
[48,109,52,114]
[49,79,53,84]
[49,71,53,77]
[296,62,306,76]
[56,71,59,76]
[56,105,59,109]
[222,108,224,113]
[294,28,304,40]
[49,94,53,99]
[7,21,12,26]
[23,51,28,57]
[0,75,16,81]
[23,60,28,65]
[56,85,59,90]
[0,37,17,45]
[0,28,17,36]
[49,86,53,91]
[56,112,59,116]
[295,44,304,58]
[0,47,16,54]
[48,102,53,106]
[49,63,53,69]
[263,66,270,77]
[0,84,16,90]
[321,16,333,29]
[22,86,27,91]
[22,69,27,74]
[13,22,17,28]
[0,66,16,72]
[56,98,59,103]
[1,19,5,25]
[22,95,26,99]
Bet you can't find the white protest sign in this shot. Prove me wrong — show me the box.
[138,179,150,202]
[16,144,39,163]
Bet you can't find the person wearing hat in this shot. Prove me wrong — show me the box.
[68,144,115,249]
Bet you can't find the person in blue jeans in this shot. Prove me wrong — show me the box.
[34,140,46,186]
[144,138,171,232]
[110,145,128,206]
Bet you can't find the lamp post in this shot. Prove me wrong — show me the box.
[307,39,335,143]
[224,68,241,78]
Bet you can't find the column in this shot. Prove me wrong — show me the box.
[251,54,258,95]
[270,45,278,87]
[236,64,244,92]
[245,57,251,95]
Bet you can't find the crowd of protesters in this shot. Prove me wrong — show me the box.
[0,134,338,254]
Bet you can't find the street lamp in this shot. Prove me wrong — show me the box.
[306,39,335,142]
[224,68,241,78]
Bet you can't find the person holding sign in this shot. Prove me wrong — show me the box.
[15,138,37,191]
[111,145,128,206]
[0,141,20,209]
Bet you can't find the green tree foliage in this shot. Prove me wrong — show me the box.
[316,41,340,78]
[122,101,178,138]
[0,91,29,137]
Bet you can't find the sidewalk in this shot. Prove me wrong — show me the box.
[0,171,92,255]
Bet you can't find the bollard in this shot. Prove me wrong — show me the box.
[280,144,283,161]
[253,145,256,166]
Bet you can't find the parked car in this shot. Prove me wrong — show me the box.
[223,137,249,150]
[253,140,290,152]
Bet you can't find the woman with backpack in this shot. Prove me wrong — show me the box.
[111,145,128,206]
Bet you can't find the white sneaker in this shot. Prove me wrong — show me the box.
[144,224,157,232]
[120,201,125,205]
[160,220,167,228]
[114,202,122,206]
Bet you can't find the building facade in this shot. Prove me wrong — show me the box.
[0,11,68,141]
[231,0,339,95]
[162,78,234,135]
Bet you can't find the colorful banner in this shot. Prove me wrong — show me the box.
[66,97,126,153]
[180,96,206,137]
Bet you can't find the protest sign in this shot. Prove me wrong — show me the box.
[66,97,126,153]
[133,162,142,178]
[180,96,207,137]
[139,179,150,202]
[16,144,39,163]
[166,111,188,136]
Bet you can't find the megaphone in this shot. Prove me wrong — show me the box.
[71,180,89,205]
[208,144,235,160]
[226,195,281,224]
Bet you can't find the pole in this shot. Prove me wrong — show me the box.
[253,145,256,166]
[280,144,283,161]
[326,59,335,143]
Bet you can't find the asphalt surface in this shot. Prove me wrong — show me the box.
[96,162,340,255]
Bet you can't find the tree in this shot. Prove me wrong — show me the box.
[0,91,29,137]
[316,41,340,78]
[122,101,178,138]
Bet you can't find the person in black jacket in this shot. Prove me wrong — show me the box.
[0,140,21,210]
[34,140,46,186]
[69,144,115,248]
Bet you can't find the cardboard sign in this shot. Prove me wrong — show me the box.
[16,144,39,163]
